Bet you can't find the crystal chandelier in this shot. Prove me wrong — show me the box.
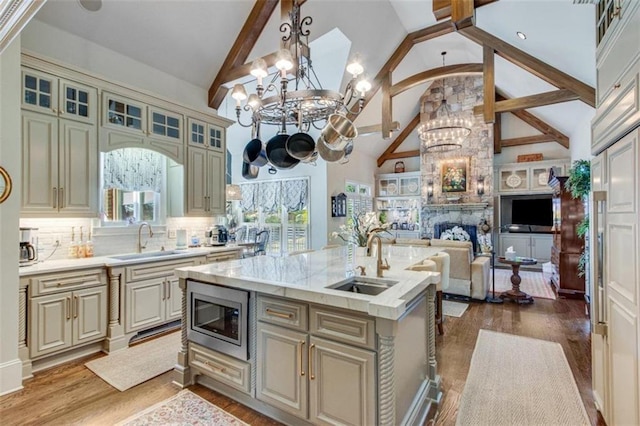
[230,1,371,136]
[417,52,473,153]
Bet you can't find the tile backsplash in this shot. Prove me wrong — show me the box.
[20,217,221,262]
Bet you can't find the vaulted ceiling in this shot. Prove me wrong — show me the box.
[31,0,596,164]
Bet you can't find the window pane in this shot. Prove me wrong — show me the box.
[39,94,50,108]
[167,116,179,128]
[25,75,37,90]
[79,91,88,103]
[39,79,50,93]
[153,112,164,124]
[66,87,76,101]
[153,123,165,135]
[128,117,141,129]
[167,128,179,138]
[25,90,37,105]
[78,104,88,117]
[127,105,141,118]
[66,101,76,114]
[109,112,124,125]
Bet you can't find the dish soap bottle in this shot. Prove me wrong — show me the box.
[85,231,94,258]
[68,227,78,259]
[77,226,86,258]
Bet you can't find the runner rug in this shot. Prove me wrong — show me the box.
[85,332,180,391]
[490,268,556,300]
[456,329,589,425]
[116,389,248,426]
[442,300,469,317]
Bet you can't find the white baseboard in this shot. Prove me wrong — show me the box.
[0,358,24,396]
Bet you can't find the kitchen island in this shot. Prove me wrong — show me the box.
[174,245,443,426]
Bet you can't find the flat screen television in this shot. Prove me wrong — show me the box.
[511,198,553,227]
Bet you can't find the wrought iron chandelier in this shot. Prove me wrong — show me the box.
[230,1,371,135]
[417,52,473,153]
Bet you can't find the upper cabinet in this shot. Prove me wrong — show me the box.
[376,172,420,197]
[592,0,640,155]
[187,118,224,152]
[22,68,97,125]
[100,92,184,163]
[496,159,570,194]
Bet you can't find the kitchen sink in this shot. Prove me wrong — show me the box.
[329,277,398,296]
[109,250,183,261]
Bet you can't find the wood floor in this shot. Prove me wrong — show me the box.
[0,296,605,426]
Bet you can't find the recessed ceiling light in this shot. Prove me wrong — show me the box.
[78,0,102,12]
[516,31,527,40]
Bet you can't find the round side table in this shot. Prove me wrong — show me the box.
[497,257,537,304]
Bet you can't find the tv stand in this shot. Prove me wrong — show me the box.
[498,233,551,271]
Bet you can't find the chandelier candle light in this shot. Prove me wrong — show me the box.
[418,51,473,153]
[231,1,371,169]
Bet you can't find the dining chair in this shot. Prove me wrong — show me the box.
[253,230,269,256]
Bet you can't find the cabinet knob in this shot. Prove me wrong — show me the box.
[614,83,621,89]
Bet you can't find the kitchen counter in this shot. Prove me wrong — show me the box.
[176,245,441,320]
[18,245,242,276]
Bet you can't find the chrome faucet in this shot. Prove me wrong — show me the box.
[367,234,390,277]
[137,222,154,253]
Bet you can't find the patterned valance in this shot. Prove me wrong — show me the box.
[103,148,164,192]
[240,182,258,211]
[239,178,308,213]
[282,179,308,212]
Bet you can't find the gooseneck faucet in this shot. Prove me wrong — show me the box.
[137,222,154,253]
[366,234,390,278]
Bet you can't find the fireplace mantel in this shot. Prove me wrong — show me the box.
[424,202,489,211]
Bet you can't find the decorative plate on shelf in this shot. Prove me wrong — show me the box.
[407,181,419,193]
[538,171,549,186]
[386,182,398,195]
[505,173,522,188]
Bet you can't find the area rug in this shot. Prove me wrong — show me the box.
[85,332,180,391]
[442,300,469,317]
[456,329,589,426]
[116,389,248,426]
[490,267,556,300]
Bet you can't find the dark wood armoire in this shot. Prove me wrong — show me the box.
[548,173,585,298]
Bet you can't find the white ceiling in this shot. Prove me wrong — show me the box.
[32,0,596,161]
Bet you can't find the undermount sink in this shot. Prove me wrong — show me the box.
[329,276,398,296]
[109,250,182,261]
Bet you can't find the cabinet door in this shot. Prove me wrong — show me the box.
[186,147,208,215]
[256,323,308,419]
[531,234,552,263]
[378,177,398,196]
[59,79,97,125]
[73,286,107,346]
[22,68,58,116]
[207,124,224,152]
[21,111,59,214]
[102,92,145,134]
[59,119,98,215]
[309,336,376,426]
[499,234,531,258]
[166,276,182,321]
[499,168,528,192]
[125,278,165,333]
[399,176,420,196]
[29,293,72,358]
[529,165,551,191]
[187,117,207,148]
[207,150,225,215]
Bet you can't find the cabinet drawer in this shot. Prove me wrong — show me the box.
[205,250,240,264]
[125,259,197,282]
[257,296,308,331]
[30,268,106,296]
[189,343,251,394]
[309,306,375,350]
[593,56,640,154]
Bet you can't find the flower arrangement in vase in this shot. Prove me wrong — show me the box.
[331,211,391,247]
[440,226,470,242]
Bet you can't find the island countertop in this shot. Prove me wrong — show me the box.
[176,245,442,320]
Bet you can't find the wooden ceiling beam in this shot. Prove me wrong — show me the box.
[433,0,498,21]
[451,0,475,30]
[493,112,502,153]
[473,89,579,115]
[208,0,279,109]
[501,134,557,147]
[382,72,393,139]
[459,25,595,107]
[377,113,421,167]
[483,45,495,124]
[389,63,482,97]
[383,150,421,160]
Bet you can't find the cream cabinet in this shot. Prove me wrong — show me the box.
[499,233,552,265]
[100,92,185,163]
[21,111,98,216]
[496,160,570,194]
[27,268,108,359]
[256,297,376,425]
[124,258,197,334]
[377,171,420,197]
[21,67,97,125]
[186,117,226,216]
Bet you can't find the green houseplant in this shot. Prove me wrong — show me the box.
[565,159,590,276]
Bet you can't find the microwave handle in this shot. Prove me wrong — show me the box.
[591,190,607,336]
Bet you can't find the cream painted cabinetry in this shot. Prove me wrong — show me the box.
[124,258,197,334]
[499,233,552,265]
[496,159,570,194]
[186,117,226,216]
[256,296,376,425]
[26,268,108,359]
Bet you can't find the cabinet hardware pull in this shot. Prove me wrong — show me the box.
[265,308,293,319]
[204,360,226,373]
[162,280,166,301]
[59,187,64,209]
[57,282,62,286]
[74,296,79,319]
[66,297,71,320]
[299,341,306,376]
[614,83,621,89]
[591,190,608,336]
[167,280,171,299]
[53,188,57,209]
[309,343,315,380]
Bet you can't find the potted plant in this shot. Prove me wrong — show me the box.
[565,159,590,276]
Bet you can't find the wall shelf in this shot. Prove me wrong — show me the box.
[424,202,488,211]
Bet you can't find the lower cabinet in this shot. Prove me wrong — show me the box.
[256,321,376,425]
[499,233,552,265]
[28,272,107,359]
[125,275,182,333]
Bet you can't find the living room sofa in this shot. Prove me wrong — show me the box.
[395,238,490,300]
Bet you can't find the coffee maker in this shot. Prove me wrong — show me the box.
[19,227,38,266]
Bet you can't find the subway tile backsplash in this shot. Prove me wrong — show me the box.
[20,217,218,262]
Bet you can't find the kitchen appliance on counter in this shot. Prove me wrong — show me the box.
[19,227,38,266]
[205,225,228,246]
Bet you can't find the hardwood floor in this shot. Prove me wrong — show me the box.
[0,296,604,425]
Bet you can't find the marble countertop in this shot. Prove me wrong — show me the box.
[176,245,442,320]
[18,246,243,277]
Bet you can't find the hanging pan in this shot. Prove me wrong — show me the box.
[321,113,358,151]
[286,132,316,161]
[317,135,345,163]
[241,160,259,179]
[243,138,268,167]
[266,133,300,170]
